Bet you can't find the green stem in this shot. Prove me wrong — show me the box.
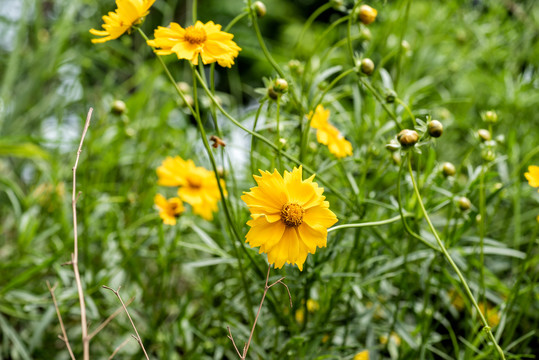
[406,155,505,360]
[479,164,486,306]
[359,78,403,130]
[275,96,283,170]
[294,2,333,53]
[224,11,249,32]
[250,101,267,175]
[394,0,411,89]
[347,2,361,64]
[328,215,408,233]
[395,97,416,126]
[192,69,359,211]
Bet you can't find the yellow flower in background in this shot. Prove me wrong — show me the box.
[154,194,184,225]
[309,105,353,158]
[380,332,401,346]
[90,0,155,43]
[147,21,241,67]
[478,302,500,327]
[241,166,338,270]
[156,156,225,220]
[525,165,539,190]
[353,350,370,360]
[306,299,319,312]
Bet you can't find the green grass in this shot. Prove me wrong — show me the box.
[1,0,538,359]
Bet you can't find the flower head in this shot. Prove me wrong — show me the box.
[154,194,184,225]
[156,156,225,220]
[358,4,377,25]
[353,350,370,360]
[147,21,241,67]
[525,165,539,190]
[90,0,155,44]
[241,166,338,270]
[309,105,353,158]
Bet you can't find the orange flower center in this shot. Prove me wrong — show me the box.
[280,203,305,227]
[187,174,203,189]
[184,26,207,44]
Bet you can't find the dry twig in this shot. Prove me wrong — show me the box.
[46,281,76,360]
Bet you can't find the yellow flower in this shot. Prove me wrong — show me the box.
[241,166,338,270]
[295,308,305,323]
[353,350,370,360]
[309,105,353,158]
[156,156,225,220]
[525,165,539,190]
[307,299,319,312]
[154,194,184,225]
[380,332,401,346]
[90,0,155,44]
[478,302,500,327]
[147,21,241,68]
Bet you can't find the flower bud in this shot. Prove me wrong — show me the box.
[359,27,372,41]
[477,129,491,142]
[330,0,344,10]
[288,59,303,74]
[482,148,496,162]
[267,87,279,100]
[359,58,375,75]
[428,120,443,138]
[442,162,456,177]
[483,110,498,123]
[273,78,288,94]
[111,100,126,115]
[253,1,266,17]
[177,81,191,93]
[397,129,419,148]
[358,5,378,25]
[392,152,401,165]
[458,196,471,211]
[385,89,397,103]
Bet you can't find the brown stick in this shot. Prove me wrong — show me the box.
[46,281,76,360]
[227,265,293,359]
[71,108,93,360]
[108,337,132,359]
[102,286,150,360]
[88,297,135,340]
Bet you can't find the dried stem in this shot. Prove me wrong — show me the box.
[46,281,76,360]
[88,297,135,340]
[102,286,150,360]
[71,108,93,360]
[227,265,292,359]
[108,337,132,360]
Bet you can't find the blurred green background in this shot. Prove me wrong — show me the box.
[1,0,538,358]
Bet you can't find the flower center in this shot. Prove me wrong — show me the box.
[280,203,305,227]
[184,26,207,44]
[187,174,203,189]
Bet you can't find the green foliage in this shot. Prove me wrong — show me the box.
[1,0,538,359]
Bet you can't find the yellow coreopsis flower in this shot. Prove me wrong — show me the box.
[525,165,539,190]
[90,0,155,44]
[353,350,370,360]
[309,105,353,158]
[147,21,241,68]
[154,194,184,225]
[241,166,338,270]
[156,156,225,220]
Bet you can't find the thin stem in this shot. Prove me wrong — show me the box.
[347,2,361,64]
[224,11,249,32]
[250,100,267,175]
[102,286,150,360]
[275,96,283,170]
[394,0,411,89]
[294,2,332,52]
[228,265,292,359]
[328,215,406,233]
[46,281,76,360]
[72,108,92,360]
[359,78,403,130]
[406,155,505,359]
[479,164,486,306]
[89,297,135,340]
[395,97,416,126]
[192,69,359,211]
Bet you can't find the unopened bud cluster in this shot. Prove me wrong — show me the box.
[268,78,288,100]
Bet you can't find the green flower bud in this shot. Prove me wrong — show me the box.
[477,129,491,142]
[360,58,375,75]
[111,100,126,115]
[458,196,471,211]
[385,89,397,104]
[483,110,498,123]
[253,1,266,17]
[442,162,456,177]
[397,129,419,148]
[428,120,443,138]
[273,78,288,94]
